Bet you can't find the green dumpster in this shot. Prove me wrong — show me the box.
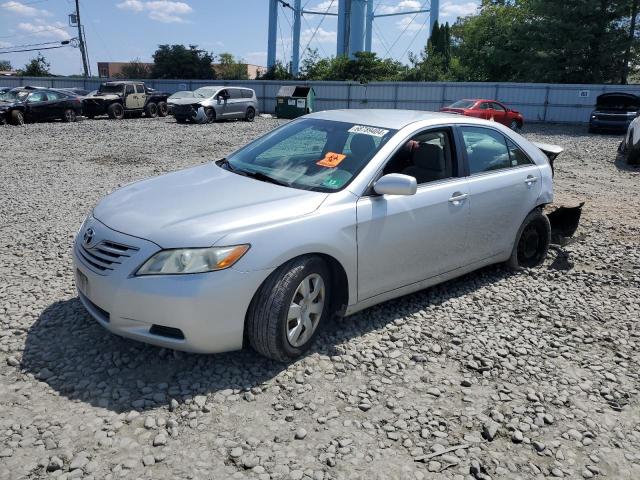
[275,85,316,119]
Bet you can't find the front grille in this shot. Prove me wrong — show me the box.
[596,113,631,121]
[78,240,139,274]
[173,104,199,115]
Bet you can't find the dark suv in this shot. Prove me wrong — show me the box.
[589,92,640,133]
[82,81,169,120]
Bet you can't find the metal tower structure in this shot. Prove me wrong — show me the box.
[267,0,439,76]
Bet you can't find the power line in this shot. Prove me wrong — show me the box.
[382,0,428,58]
[300,0,334,61]
[0,40,65,51]
[399,12,430,61]
[0,44,69,54]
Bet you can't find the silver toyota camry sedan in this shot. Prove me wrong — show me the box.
[73,110,559,361]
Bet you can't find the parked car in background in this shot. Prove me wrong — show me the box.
[82,81,169,120]
[170,86,257,123]
[167,90,194,114]
[58,88,91,98]
[589,92,640,133]
[440,99,524,130]
[618,114,640,164]
[0,87,10,98]
[0,86,83,125]
[73,109,559,361]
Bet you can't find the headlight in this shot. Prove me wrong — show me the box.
[136,245,250,275]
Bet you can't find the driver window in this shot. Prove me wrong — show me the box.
[217,89,228,99]
[28,91,47,102]
[382,129,456,185]
[135,84,145,94]
[461,126,511,174]
[492,102,506,112]
[125,85,135,95]
[479,102,491,110]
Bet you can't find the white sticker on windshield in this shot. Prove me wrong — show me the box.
[348,125,389,137]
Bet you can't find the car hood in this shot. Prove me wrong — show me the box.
[594,93,640,112]
[0,100,21,108]
[85,94,121,101]
[93,163,329,248]
[170,97,207,105]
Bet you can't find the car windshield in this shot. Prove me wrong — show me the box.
[225,118,397,193]
[1,90,29,101]
[169,91,194,100]
[193,87,218,98]
[449,100,476,108]
[98,84,124,94]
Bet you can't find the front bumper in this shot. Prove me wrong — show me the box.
[72,218,273,354]
[589,117,632,132]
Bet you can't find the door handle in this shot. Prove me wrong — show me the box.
[525,175,538,185]
[448,192,468,204]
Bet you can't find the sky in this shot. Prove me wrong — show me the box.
[0,0,480,76]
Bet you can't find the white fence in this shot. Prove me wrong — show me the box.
[1,76,638,123]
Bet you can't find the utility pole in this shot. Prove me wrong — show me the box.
[74,0,90,77]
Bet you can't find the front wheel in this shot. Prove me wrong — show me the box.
[509,119,520,131]
[204,107,216,123]
[107,103,125,120]
[244,107,256,122]
[10,110,24,126]
[62,108,77,122]
[508,209,551,270]
[246,256,332,361]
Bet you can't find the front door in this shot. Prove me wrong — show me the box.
[491,102,508,125]
[459,125,542,261]
[124,84,137,109]
[356,128,470,301]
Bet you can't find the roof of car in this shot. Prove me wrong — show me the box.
[103,81,144,85]
[305,109,488,130]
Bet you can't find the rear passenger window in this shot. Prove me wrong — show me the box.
[382,129,456,184]
[461,127,511,174]
[135,84,145,94]
[506,139,534,167]
[47,91,61,101]
[241,89,253,98]
[229,89,242,99]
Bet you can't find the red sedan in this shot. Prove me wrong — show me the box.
[440,99,524,130]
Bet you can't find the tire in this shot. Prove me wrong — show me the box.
[62,108,77,123]
[10,110,24,126]
[507,209,551,270]
[157,101,168,117]
[627,145,640,165]
[107,103,125,120]
[145,102,158,118]
[175,116,187,124]
[204,107,216,123]
[244,107,256,122]
[509,119,520,131]
[246,256,332,362]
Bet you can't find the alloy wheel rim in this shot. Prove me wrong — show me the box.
[286,273,325,348]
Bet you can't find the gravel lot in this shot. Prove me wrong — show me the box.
[1,116,639,480]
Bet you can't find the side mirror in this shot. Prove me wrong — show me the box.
[373,173,417,196]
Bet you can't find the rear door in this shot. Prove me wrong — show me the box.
[227,88,245,118]
[459,125,542,261]
[491,102,508,125]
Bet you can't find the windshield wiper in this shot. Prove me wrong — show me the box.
[235,169,290,187]
[218,158,235,171]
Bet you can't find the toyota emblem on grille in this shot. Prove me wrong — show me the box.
[83,227,95,246]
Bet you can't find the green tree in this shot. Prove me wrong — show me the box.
[19,53,50,77]
[298,51,405,82]
[118,58,150,79]
[216,53,249,80]
[0,60,12,71]
[151,44,215,79]
[258,61,293,80]
[405,21,458,81]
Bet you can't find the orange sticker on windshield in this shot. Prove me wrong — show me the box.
[317,152,346,168]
